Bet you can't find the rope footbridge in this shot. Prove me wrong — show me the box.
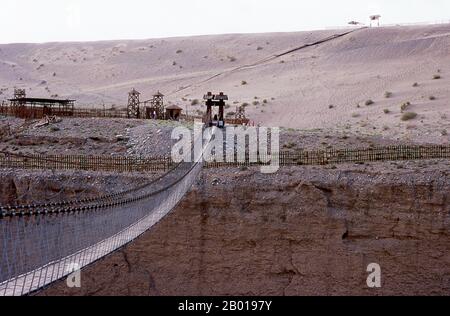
[0,132,209,296]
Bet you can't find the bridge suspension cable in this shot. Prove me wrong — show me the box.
[0,129,209,296]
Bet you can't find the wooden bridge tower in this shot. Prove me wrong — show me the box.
[11,88,26,116]
[203,91,227,128]
[127,88,140,118]
[144,91,165,119]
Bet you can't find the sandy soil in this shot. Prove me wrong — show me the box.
[1,24,450,144]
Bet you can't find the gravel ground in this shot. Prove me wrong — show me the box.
[202,158,450,190]
[125,120,192,156]
[0,117,190,157]
[2,116,443,159]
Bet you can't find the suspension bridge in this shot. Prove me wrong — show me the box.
[0,128,209,296]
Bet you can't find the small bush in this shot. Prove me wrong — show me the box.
[328,105,334,109]
[252,101,259,106]
[384,91,393,98]
[241,102,249,107]
[241,80,247,85]
[283,142,296,149]
[176,49,183,54]
[256,46,263,50]
[401,112,417,121]
[412,82,419,87]
[351,112,360,118]
[429,95,436,100]
[400,101,411,112]
[262,99,268,104]
[441,130,448,136]
[383,109,390,114]
[365,99,374,106]
[191,99,199,106]
[433,74,441,80]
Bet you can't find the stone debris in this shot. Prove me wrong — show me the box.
[34,115,62,128]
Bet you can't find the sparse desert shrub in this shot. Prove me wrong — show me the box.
[176,49,183,54]
[252,101,259,106]
[262,99,268,104]
[283,142,295,149]
[280,60,285,63]
[256,46,263,50]
[191,99,199,106]
[254,96,258,99]
[441,130,448,136]
[228,56,236,62]
[328,105,334,109]
[400,101,411,112]
[412,82,419,87]
[401,112,417,121]
[241,80,247,85]
[351,112,360,118]
[172,61,177,66]
[433,74,441,80]
[225,104,231,109]
[241,102,249,107]
[365,99,374,106]
[384,91,393,98]
[383,109,390,114]
[429,95,436,100]
[226,111,235,117]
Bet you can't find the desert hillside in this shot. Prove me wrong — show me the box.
[1,24,450,142]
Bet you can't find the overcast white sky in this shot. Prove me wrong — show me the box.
[0,0,449,44]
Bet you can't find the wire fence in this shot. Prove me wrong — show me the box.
[205,145,450,167]
[1,145,446,173]
[0,151,174,172]
[0,129,208,296]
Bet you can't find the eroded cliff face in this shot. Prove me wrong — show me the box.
[39,165,450,296]
[0,170,154,205]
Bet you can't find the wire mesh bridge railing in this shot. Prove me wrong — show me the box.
[0,131,208,296]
